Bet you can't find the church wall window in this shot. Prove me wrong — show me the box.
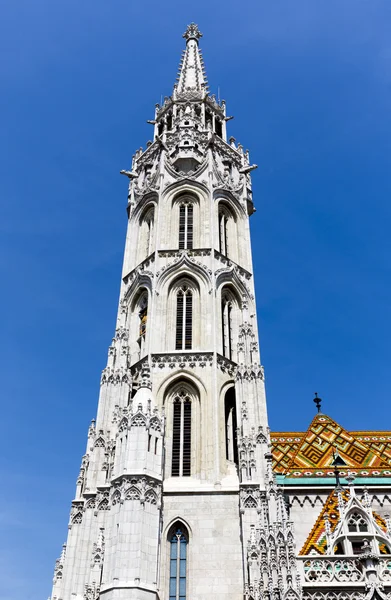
[175,285,193,350]
[347,512,369,533]
[129,289,149,363]
[178,204,193,250]
[224,387,238,465]
[218,203,236,260]
[138,205,155,262]
[169,523,188,600]
[220,286,241,362]
[215,118,223,138]
[171,389,192,476]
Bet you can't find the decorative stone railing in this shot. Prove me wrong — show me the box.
[379,557,391,582]
[298,556,364,584]
[298,555,391,587]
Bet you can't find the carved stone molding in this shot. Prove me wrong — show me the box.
[101,366,131,386]
[123,254,155,286]
[240,486,261,512]
[236,363,264,381]
[158,248,211,258]
[155,249,212,280]
[111,475,162,508]
[151,352,213,370]
[216,354,237,377]
[214,250,252,281]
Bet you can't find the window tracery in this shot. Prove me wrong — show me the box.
[347,512,369,533]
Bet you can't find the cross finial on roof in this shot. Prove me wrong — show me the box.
[313,392,322,413]
[183,23,203,44]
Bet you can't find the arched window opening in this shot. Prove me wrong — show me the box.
[172,390,192,476]
[224,388,238,466]
[219,210,228,256]
[205,110,213,130]
[218,204,235,258]
[176,285,192,350]
[352,539,369,555]
[215,118,223,138]
[169,524,188,600]
[179,204,193,250]
[333,541,345,555]
[134,292,148,359]
[347,512,369,533]
[167,113,173,130]
[221,293,233,360]
[139,206,155,260]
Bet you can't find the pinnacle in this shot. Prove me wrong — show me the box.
[175,24,208,96]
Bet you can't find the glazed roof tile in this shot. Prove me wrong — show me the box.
[271,413,391,479]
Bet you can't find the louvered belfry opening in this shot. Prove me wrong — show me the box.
[175,285,192,350]
[178,204,193,250]
[171,390,192,477]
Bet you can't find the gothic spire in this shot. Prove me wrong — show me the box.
[175,23,208,97]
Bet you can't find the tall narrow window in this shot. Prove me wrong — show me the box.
[219,211,228,256]
[169,526,188,600]
[221,294,233,360]
[136,293,148,359]
[178,204,193,250]
[225,388,238,465]
[171,391,192,476]
[140,206,154,260]
[176,286,192,350]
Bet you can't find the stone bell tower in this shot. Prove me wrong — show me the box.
[50,23,278,600]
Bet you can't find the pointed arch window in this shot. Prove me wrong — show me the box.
[221,294,233,360]
[176,285,192,350]
[178,204,193,250]
[169,525,188,600]
[347,512,369,533]
[219,210,228,256]
[224,387,238,465]
[172,390,192,477]
[139,205,155,261]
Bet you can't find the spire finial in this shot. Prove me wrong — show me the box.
[183,23,203,44]
[313,392,322,413]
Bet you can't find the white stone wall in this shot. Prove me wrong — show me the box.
[160,493,243,600]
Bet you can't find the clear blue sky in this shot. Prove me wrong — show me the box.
[1,1,391,598]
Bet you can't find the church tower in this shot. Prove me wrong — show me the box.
[50,23,299,600]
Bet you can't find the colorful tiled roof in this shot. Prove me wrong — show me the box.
[271,413,391,479]
[299,489,388,555]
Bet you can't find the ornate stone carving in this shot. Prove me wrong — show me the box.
[216,354,237,376]
[236,363,264,381]
[151,352,213,370]
[101,366,131,386]
[111,475,162,508]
